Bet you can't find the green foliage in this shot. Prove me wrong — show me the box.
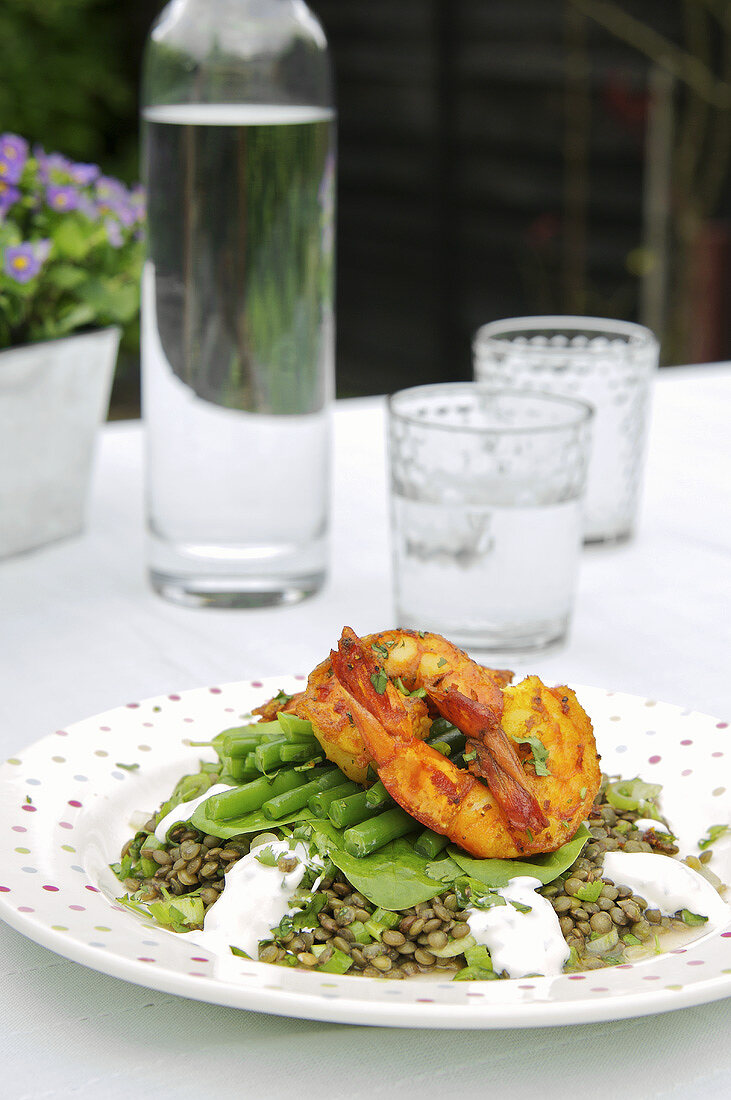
[0,138,144,348]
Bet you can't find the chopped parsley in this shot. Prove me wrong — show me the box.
[575,880,603,903]
[698,824,730,850]
[512,734,551,777]
[370,670,388,695]
[254,846,278,867]
[394,676,426,698]
[680,909,708,927]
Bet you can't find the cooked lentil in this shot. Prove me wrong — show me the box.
[115,772,718,980]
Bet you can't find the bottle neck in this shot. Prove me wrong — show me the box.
[145,0,331,110]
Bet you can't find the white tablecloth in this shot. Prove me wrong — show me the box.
[1,364,730,1098]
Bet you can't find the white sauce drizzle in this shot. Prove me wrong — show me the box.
[602,851,729,928]
[154,783,233,841]
[183,838,322,976]
[632,817,671,833]
[466,876,570,978]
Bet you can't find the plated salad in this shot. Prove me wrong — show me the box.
[113,628,729,981]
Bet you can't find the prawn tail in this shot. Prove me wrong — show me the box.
[466,739,549,835]
[430,686,549,835]
[330,627,412,744]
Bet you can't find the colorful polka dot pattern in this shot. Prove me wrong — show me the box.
[0,679,728,1026]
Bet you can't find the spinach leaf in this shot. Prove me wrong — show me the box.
[328,839,449,910]
[190,804,313,840]
[447,824,590,888]
[308,819,591,909]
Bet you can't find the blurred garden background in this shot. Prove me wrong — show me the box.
[4,0,730,414]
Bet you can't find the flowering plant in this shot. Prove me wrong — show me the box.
[0,133,144,348]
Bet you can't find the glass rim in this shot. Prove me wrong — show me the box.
[473,315,659,355]
[387,383,594,436]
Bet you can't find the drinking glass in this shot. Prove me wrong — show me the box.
[473,316,659,543]
[388,384,593,657]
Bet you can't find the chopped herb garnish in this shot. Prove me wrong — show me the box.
[512,734,551,777]
[698,824,730,850]
[230,945,252,959]
[680,909,708,927]
[370,670,388,695]
[254,846,278,867]
[454,876,507,912]
[575,880,603,903]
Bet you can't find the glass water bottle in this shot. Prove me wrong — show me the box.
[141,0,335,607]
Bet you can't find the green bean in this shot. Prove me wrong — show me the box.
[343,807,416,858]
[427,726,465,752]
[413,828,450,859]
[279,742,322,764]
[365,779,389,807]
[428,717,459,739]
[262,768,341,819]
[223,737,263,760]
[279,731,318,745]
[308,781,359,816]
[254,738,288,772]
[328,790,383,830]
[205,769,303,819]
[224,755,260,783]
[276,712,315,740]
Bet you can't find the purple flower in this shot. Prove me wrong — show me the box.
[76,192,99,221]
[115,201,137,228]
[129,185,146,219]
[69,161,100,186]
[105,218,124,248]
[33,238,52,262]
[4,243,42,284]
[0,134,28,184]
[46,184,80,212]
[36,150,72,184]
[0,179,20,214]
[96,175,127,200]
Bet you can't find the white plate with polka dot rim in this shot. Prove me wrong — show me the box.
[0,677,729,1029]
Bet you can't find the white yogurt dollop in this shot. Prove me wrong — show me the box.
[154,783,234,841]
[467,876,570,978]
[602,851,729,928]
[187,838,320,964]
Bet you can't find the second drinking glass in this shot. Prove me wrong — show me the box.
[388,384,593,657]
